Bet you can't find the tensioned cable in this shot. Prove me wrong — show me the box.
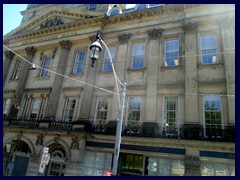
[3,45,235,97]
[3,45,120,96]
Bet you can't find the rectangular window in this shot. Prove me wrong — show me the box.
[94,98,109,131]
[40,56,51,77]
[30,99,41,120]
[73,51,85,74]
[163,96,178,135]
[12,60,24,80]
[127,97,141,128]
[122,154,143,175]
[132,43,145,69]
[3,98,12,115]
[147,157,184,176]
[201,35,217,64]
[201,162,235,176]
[203,96,222,138]
[89,4,96,11]
[63,98,76,121]
[165,39,179,66]
[102,47,115,72]
[46,162,66,176]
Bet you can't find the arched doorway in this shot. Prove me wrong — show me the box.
[44,143,66,176]
[4,140,32,176]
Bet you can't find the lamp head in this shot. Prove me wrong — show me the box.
[89,40,102,67]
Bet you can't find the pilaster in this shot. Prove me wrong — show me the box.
[3,51,15,84]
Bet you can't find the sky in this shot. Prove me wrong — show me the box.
[3,4,28,36]
[3,4,136,36]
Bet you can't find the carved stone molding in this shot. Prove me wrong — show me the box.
[4,51,15,60]
[118,33,132,44]
[59,40,72,50]
[17,131,22,140]
[71,137,79,150]
[54,135,60,143]
[40,16,64,29]
[184,156,201,176]
[147,28,163,40]
[25,46,36,56]
[183,22,198,33]
[36,134,44,145]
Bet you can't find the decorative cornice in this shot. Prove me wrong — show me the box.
[118,33,132,44]
[25,46,37,56]
[183,22,198,33]
[59,40,72,50]
[4,51,15,60]
[147,28,163,40]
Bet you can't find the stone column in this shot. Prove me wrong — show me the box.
[183,22,199,124]
[184,156,201,176]
[16,47,36,101]
[219,17,235,124]
[79,36,100,119]
[144,29,162,123]
[3,51,15,84]
[45,40,72,119]
[109,33,131,121]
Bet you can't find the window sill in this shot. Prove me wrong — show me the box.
[35,76,50,81]
[160,65,183,72]
[198,63,223,69]
[127,67,147,73]
[69,73,84,77]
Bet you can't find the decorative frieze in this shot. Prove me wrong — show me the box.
[118,33,132,44]
[183,22,198,33]
[25,46,36,56]
[147,28,163,40]
[4,51,15,60]
[40,16,64,29]
[59,40,72,50]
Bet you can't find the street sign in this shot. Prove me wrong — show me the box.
[38,163,46,173]
[41,153,50,165]
[43,147,49,154]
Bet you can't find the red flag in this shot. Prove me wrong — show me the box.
[14,96,19,114]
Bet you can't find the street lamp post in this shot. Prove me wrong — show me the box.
[89,33,127,176]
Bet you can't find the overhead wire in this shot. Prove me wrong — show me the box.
[3,45,235,97]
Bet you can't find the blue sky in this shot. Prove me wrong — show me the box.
[3,4,136,36]
[3,4,28,36]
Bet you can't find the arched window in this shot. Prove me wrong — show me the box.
[136,4,149,10]
[110,9,119,16]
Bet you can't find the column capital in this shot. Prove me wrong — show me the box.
[59,40,72,50]
[183,22,198,33]
[25,46,37,56]
[147,28,163,40]
[118,33,132,44]
[4,51,15,60]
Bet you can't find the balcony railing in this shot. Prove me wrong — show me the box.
[3,118,235,143]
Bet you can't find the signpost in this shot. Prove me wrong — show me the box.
[38,147,50,175]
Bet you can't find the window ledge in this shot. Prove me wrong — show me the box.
[198,63,223,69]
[35,76,50,81]
[127,67,147,73]
[160,65,183,72]
[69,73,84,77]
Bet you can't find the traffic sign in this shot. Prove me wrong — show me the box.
[38,163,46,173]
[41,153,50,165]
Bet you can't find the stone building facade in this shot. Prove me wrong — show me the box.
[3,4,235,176]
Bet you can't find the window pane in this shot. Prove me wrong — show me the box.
[103,47,115,71]
[73,51,85,74]
[201,163,215,176]
[132,44,144,69]
[201,35,217,64]
[166,39,179,53]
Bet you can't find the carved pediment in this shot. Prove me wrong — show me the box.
[40,16,64,29]
[5,7,104,37]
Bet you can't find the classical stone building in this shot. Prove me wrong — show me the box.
[3,4,235,176]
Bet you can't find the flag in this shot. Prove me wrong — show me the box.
[14,95,19,114]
